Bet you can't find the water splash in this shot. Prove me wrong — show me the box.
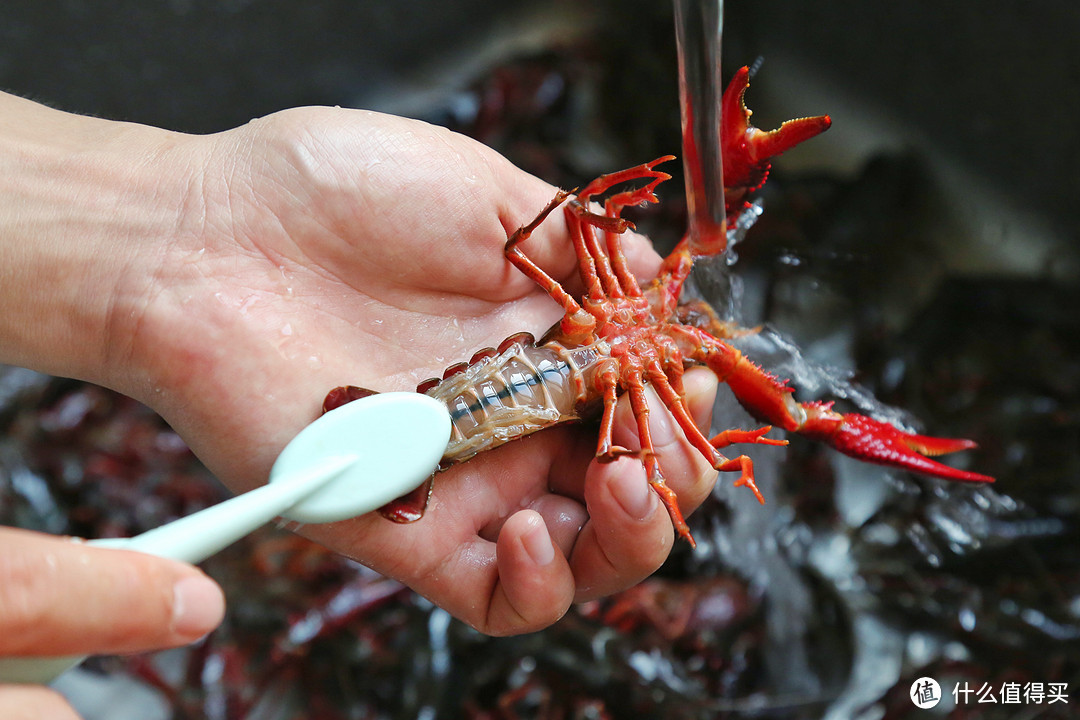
[734,325,919,430]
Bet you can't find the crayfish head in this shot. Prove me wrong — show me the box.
[581,295,655,342]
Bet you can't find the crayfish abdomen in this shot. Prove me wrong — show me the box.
[418,337,589,466]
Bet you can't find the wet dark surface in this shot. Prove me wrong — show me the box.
[2,2,1078,718]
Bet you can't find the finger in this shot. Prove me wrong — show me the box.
[619,229,664,283]
[484,510,575,636]
[570,456,674,603]
[526,493,588,559]
[683,366,719,430]
[0,528,224,656]
[620,374,720,516]
[548,367,721,500]
[0,685,80,720]
[566,370,720,601]
[500,180,663,301]
[337,437,579,637]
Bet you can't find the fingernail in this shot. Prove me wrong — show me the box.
[521,514,555,566]
[172,574,226,637]
[683,367,719,427]
[612,470,656,520]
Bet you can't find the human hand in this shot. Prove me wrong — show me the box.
[0,527,224,718]
[2,99,719,634]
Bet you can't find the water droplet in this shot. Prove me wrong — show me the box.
[281,323,293,336]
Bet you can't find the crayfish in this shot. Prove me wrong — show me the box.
[326,66,993,546]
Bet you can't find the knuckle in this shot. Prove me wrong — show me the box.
[0,552,57,648]
[105,553,179,642]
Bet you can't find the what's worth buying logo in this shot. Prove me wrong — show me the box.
[911,677,942,709]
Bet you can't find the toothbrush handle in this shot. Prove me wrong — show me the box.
[111,454,356,563]
[0,455,355,686]
[0,656,87,686]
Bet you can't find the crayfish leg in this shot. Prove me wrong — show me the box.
[716,455,766,504]
[594,359,630,461]
[710,426,787,450]
[621,370,695,546]
[564,201,618,302]
[643,360,775,507]
[561,158,673,302]
[575,155,674,205]
[504,190,596,342]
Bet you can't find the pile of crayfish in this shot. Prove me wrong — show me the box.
[326,66,993,546]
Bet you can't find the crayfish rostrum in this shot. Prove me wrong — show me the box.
[326,66,994,546]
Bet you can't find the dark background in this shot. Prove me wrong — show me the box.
[2,2,1078,718]
[1,0,1077,268]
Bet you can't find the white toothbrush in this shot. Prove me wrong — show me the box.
[0,391,450,685]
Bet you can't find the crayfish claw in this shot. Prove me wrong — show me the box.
[898,433,979,457]
[721,65,831,218]
[798,408,995,484]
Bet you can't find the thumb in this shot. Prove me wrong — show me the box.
[0,527,224,657]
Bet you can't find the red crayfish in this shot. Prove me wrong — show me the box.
[326,66,994,546]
